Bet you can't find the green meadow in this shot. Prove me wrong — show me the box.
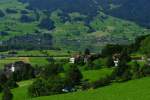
[1,76,150,100]
[33,77,150,100]
[0,50,71,68]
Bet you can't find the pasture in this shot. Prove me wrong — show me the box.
[1,77,150,100]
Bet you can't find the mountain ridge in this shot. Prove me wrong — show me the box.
[0,0,150,51]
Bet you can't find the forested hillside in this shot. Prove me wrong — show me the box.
[19,0,150,27]
[0,0,150,51]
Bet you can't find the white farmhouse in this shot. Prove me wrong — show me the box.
[10,63,15,72]
[69,57,75,64]
[114,60,119,67]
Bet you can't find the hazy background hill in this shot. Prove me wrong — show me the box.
[19,0,150,27]
[0,0,150,51]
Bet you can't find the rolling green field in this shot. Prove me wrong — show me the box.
[0,57,21,68]
[82,68,113,82]
[1,76,150,100]
[0,56,68,69]
[0,57,48,68]
[33,77,150,100]
[0,68,112,100]
[0,50,71,68]
[0,50,71,56]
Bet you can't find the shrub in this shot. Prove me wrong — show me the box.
[11,61,35,81]
[20,14,35,23]
[0,74,7,85]
[47,75,64,95]
[106,56,114,67]
[39,18,55,30]
[84,60,94,70]
[6,78,18,89]
[6,8,17,14]
[131,61,141,79]
[28,76,64,97]
[111,60,132,82]
[81,80,91,90]
[40,63,62,78]
[28,78,49,97]
[2,86,13,100]
[65,64,83,87]
[121,70,132,82]
[140,64,150,76]
[84,48,90,55]
[101,44,123,57]
[0,10,5,17]
[21,10,29,14]
[92,59,103,69]
[0,85,2,93]
[92,76,111,89]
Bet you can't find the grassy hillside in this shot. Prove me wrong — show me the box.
[1,77,150,100]
[0,68,112,100]
[32,77,150,100]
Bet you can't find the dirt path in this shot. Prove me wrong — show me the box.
[19,57,30,63]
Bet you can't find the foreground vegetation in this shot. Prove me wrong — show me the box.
[33,77,150,100]
[1,77,150,100]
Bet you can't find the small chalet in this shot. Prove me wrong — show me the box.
[112,53,120,67]
[69,53,101,64]
[4,61,35,78]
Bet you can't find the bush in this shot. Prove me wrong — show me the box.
[2,86,13,100]
[140,64,150,76]
[11,61,35,81]
[0,74,18,89]
[0,85,2,93]
[83,60,94,70]
[121,70,132,82]
[21,10,29,14]
[81,80,91,90]
[0,74,7,85]
[131,61,141,79]
[65,64,83,87]
[47,75,64,95]
[101,44,123,57]
[106,56,114,67]
[6,78,18,89]
[20,14,35,23]
[6,8,18,14]
[111,60,132,82]
[0,10,5,17]
[28,78,49,97]
[39,18,55,30]
[84,48,90,55]
[92,59,103,69]
[28,76,64,97]
[40,63,63,78]
[92,76,111,89]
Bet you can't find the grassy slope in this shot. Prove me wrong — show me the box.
[0,68,112,100]
[1,77,150,100]
[83,68,113,82]
[33,77,150,100]
[1,70,150,100]
[0,80,33,100]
